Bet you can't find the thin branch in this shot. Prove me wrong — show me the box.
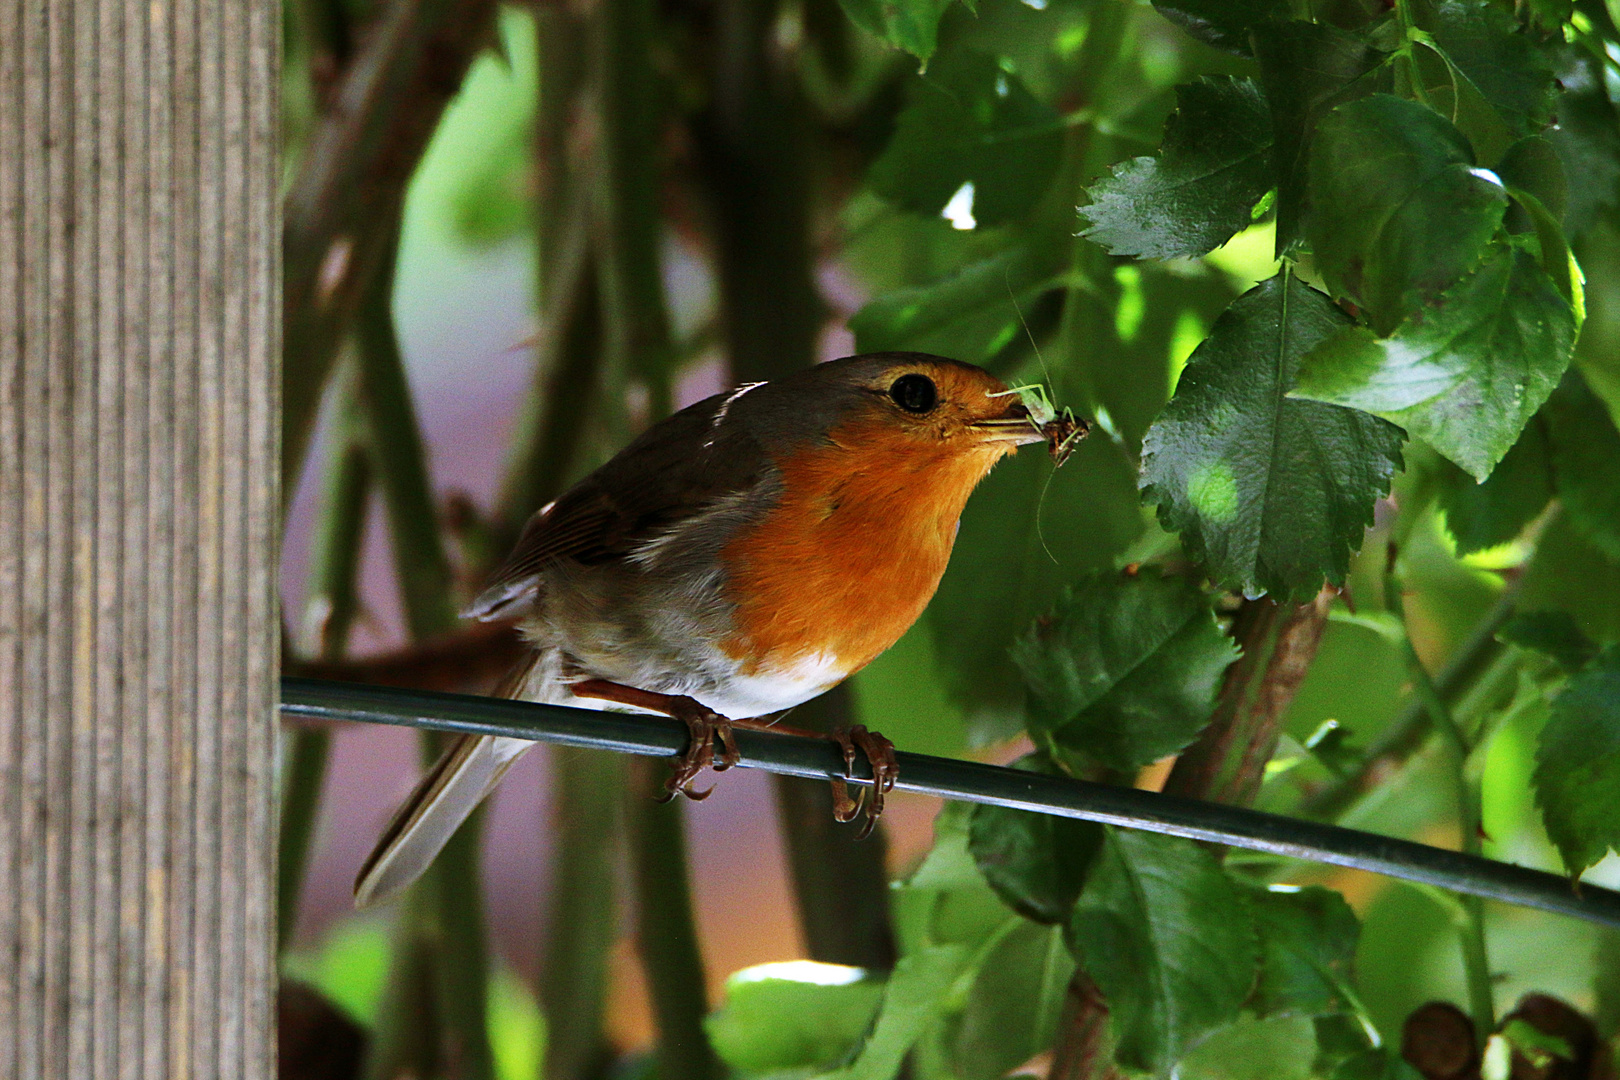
[278,360,373,954]
[284,618,524,693]
[1298,572,1524,821]
[283,0,502,507]
[1386,555,1496,1041]
[280,678,1620,930]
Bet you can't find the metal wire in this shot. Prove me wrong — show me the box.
[281,677,1620,929]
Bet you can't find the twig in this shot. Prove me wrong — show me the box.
[283,0,502,506]
[1386,554,1496,1041]
[277,361,372,954]
[1299,572,1524,821]
[280,678,1620,930]
[283,618,524,693]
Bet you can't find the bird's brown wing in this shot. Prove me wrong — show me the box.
[466,389,771,619]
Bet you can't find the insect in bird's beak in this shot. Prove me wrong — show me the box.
[983,385,1090,466]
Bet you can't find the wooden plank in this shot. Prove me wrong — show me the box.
[0,1,280,1076]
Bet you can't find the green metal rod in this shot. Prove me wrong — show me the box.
[280,677,1620,930]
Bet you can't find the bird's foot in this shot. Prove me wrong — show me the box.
[830,725,898,840]
[568,679,739,801]
[659,696,740,802]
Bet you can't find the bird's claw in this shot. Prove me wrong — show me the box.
[663,697,739,802]
[830,725,897,840]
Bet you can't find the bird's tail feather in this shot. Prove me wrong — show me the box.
[352,657,538,908]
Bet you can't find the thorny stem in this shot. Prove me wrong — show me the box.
[539,749,625,1080]
[283,0,501,510]
[1385,554,1496,1042]
[354,232,494,1080]
[627,759,724,1080]
[277,361,372,954]
[1163,587,1336,806]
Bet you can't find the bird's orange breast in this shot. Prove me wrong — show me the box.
[718,416,1009,681]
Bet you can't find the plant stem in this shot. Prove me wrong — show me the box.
[539,748,625,1080]
[1163,587,1336,806]
[1299,575,1522,821]
[692,0,824,381]
[1385,557,1495,1041]
[354,230,494,1080]
[283,0,501,508]
[772,685,897,970]
[627,759,724,1080]
[277,361,373,954]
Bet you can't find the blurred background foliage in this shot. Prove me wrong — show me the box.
[277,0,1620,1077]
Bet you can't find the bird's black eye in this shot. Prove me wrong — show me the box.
[889,373,937,414]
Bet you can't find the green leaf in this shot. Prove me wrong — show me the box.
[1546,50,1620,236]
[1011,573,1238,771]
[1081,77,1275,260]
[867,50,1064,228]
[1435,418,1553,555]
[946,922,1074,1079]
[1140,273,1405,601]
[706,966,885,1077]
[1533,646,1620,873]
[1429,0,1557,141]
[1306,94,1508,334]
[1498,136,1568,227]
[1175,1014,1318,1080]
[1292,244,1576,480]
[1247,885,1362,1019]
[1330,1049,1425,1080]
[1498,610,1599,673]
[1149,0,1290,56]
[1252,20,1390,250]
[835,0,958,63]
[968,756,1104,924]
[849,241,1066,362]
[1069,829,1260,1076]
[818,944,975,1080]
[1519,511,1620,645]
[1543,369,1620,561]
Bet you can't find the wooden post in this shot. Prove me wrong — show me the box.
[0,0,280,1077]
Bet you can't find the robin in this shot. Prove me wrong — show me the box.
[355,351,1080,906]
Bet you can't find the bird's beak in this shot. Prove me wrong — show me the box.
[972,404,1046,447]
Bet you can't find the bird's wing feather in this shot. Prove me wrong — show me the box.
[466,391,771,619]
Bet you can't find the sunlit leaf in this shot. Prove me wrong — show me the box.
[1534,647,1620,873]
[1140,273,1404,601]
[1293,244,1576,479]
[1306,94,1508,334]
[706,966,885,1077]
[1069,829,1259,1076]
[1082,77,1274,260]
[868,50,1064,228]
[1011,572,1238,771]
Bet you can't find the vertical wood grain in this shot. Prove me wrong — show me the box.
[0,0,280,1076]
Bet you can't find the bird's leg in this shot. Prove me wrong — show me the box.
[569,679,740,801]
[827,725,898,840]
